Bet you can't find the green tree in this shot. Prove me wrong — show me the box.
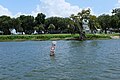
[9,17,23,34]
[33,26,39,31]
[45,17,61,30]
[11,18,21,32]
[97,14,111,34]
[67,24,75,34]
[35,13,46,25]
[89,15,100,33]
[45,17,74,33]
[110,15,119,31]
[34,24,44,33]
[39,24,44,31]
[48,24,55,33]
[112,8,120,32]
[70,9,91,40]
[0,16,11,35]
[18,15,35,34]
[112,8,120,16]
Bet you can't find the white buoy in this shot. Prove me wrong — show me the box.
[52,41,57,45]
[50,41,57,56]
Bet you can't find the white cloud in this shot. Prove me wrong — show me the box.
[0,5,12,16]
[0,0,97,18]
[14,12,33,18]
[32,0,82,17]
[0,5,34,18]
[115,0,120,7]
[118,0,120,3]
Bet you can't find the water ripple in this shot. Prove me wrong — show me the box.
[0,40,120,80]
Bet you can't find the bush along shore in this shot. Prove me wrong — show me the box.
[0,34,114,41]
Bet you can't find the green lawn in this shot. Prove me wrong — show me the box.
[0,33,116,41]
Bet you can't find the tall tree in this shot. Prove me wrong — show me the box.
[89,15,100,33]
[112,8,120,32]
[10,18,21,32]
[70,9,91,40]
[97,14,111,34]
[35,13,46,25]
[0,16,11,35]
[18,15,35,34]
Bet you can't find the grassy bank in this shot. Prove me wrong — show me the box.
[0,34,73,41]
[0,34,113,41]
[86,34,111,40]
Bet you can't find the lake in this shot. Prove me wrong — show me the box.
[0,39,120,80]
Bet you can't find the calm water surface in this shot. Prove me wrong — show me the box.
[0,39,120,80]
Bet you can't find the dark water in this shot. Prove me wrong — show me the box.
[0,39,120,80]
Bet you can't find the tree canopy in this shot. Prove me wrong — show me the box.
[0,8,120,35]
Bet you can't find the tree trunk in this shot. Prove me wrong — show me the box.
[76,20,86,40]
[105,28,107,34]
[79,32,86,40]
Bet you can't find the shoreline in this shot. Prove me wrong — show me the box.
[0,34,118,42]
[110,36,120,39]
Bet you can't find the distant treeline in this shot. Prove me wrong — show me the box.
[0,8,120,35]
[0,13,74,35]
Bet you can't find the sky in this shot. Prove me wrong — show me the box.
[0,0,119,18]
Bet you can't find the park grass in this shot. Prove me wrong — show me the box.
[0,33,116,41]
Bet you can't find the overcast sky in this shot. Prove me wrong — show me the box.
[0,0,119,17]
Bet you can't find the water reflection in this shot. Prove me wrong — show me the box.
[50,56,56,62]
